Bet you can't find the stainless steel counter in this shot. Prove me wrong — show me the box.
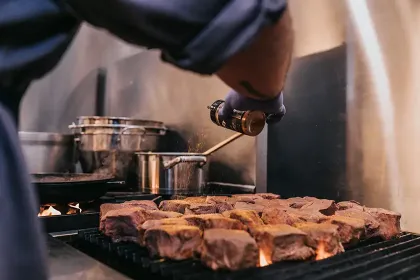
[47,235,130,280]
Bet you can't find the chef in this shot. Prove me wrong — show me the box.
[0,0,293,278]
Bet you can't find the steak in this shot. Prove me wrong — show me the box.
[184,203,217,215]
[286,197,311,209]
[183,214,244,231]
[261,208,298,226]
[159,200,191,213]
[205,196,229,204]
[364,207,401,240]
[336,209,380,238]
[200,229,259,271]
[294,222,344,256]
[284,208,326,223]
[336,201,364,211]
[234,202,265,215]
[253,224,315,262]
[254,199,290,208]
[230,194,264,203]
[320,215,365,245]
[255,193,281,200]
[183,196,207,203]
[144,225,202,260]
[214,202,234,213]
[123,200,158,211]
[300,199,337,216]
[146,210,183,220]
[222,210,264,233]
[100,207,148,243]
[138,218,189,246]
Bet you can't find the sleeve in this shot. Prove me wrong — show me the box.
[59,0,288,75]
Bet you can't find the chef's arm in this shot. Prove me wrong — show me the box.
[59,0,291,100]
[217,9,293,100]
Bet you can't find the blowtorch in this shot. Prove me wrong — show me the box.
[208,100,266,136]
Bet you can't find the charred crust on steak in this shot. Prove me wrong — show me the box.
[200,229,259,271]
[336,201,364,211]
[336,209,380,238]
[144,225,202,260]
[255,193,281,200]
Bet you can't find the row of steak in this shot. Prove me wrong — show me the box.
[99,194,401,271]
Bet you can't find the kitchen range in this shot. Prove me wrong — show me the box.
[19,113,418,280]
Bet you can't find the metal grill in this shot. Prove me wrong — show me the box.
[73,229,420,280]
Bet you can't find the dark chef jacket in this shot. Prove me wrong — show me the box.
[0,0,287,279]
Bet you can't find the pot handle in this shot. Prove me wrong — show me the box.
[163,156,207,169]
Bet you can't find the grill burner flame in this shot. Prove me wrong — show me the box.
[38,205,61,216]
[315,241,334,260]
[67,203,82,215]
[259,249,272,267]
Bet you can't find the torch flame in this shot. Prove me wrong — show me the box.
[315,241,334,260]
[259,249,272,267]
[38,206,61,217]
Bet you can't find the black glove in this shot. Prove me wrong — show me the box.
[219,90,286,124]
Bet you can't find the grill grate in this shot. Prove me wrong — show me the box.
[74,229,420,280]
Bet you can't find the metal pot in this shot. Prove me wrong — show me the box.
[134,152,208,195]
[70,122,167,183]
[76,116,166,128]
[19,132,76,173]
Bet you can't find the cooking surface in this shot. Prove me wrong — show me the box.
[74,230,420,280]
[47,235,129,280]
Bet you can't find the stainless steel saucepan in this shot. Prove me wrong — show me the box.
[134,133,244,195]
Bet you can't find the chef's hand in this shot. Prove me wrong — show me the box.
[219,90,286,124]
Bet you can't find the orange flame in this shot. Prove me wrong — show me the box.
[38,206,61,217]
[67,203,82,215]
[259,249,272,267]
[315,241,334,260]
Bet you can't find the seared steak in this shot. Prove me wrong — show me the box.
[146,210,183,220]
[261,208,297,226]
[159,200,191,213]
[184,203,217,215]
[183,214,244,231]
[215,202,234,213]
[230,194,264,203]
[139,218,189,246]
[253,224,315,262]
[205,196,229,204]
[294,222,344,256]
[100,207,148,243]
[254,199,290,208]
[144,225,202,260]
[320,215,365,245]
[284,208,326,223]
[364,207,401,240]
[123,200,158,211]
[336,209,380,238]
[183,196,207,203]
[222,210,264,233]
[336,201,364,211]
[234,202,265,215]
[200,229,259,270]
[255,193,281,200]
[300,199,337,216]
[286,197,311,209]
